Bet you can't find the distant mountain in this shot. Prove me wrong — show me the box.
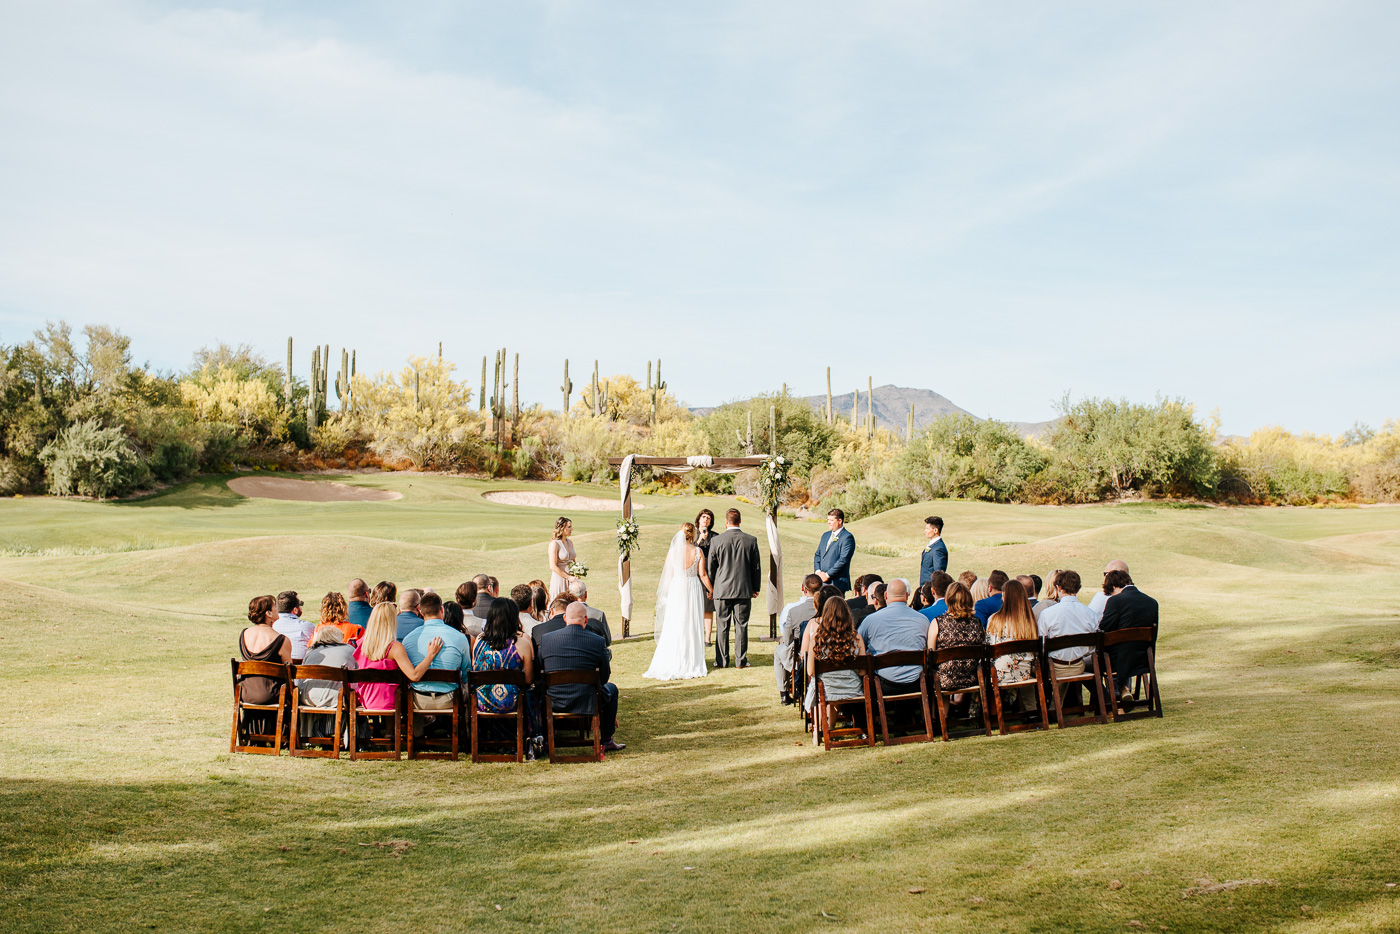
[692,385,1052,438]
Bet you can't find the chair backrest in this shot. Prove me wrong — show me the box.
[869,650,926,674]
[812,655,871,678]
[928,644,987,666]
[419,668,462,686]
[347,668,406,685]
[542,668,601,689]
[292,664,348,682]
[1100,626,1155,648]
[468,669,528,689]
[232,659,289,681]
[1042,632,1102,655]
[988,638,1040,660]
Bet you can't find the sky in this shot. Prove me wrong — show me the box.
[1,0,1397,434]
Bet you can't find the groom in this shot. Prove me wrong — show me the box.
[707,507,762,669]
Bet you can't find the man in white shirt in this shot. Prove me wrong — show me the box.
[1088,559,1129,622]
[775,574,822,704]
[1037,570,1100,704]
[273,590,317,662]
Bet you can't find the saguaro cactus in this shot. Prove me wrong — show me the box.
[480,357,487,413]
[561,359,573,415]
[490,349,506,448]
[649,358,666,427]
[826,367,833,425]
[591,361,601,417]
[285,337,294,407]
[769,404,777,455]
[907,403,915,443]
[851,387,859,428]
[413,369,421,411]
[512,352,520,425]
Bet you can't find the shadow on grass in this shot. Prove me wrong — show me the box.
[113,476,245,510]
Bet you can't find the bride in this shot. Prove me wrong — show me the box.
[643,522,713,681]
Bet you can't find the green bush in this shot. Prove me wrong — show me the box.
[695,394,840,479]
[895,414,1046,503]
[39,420,150,498]
[148,439,198,483]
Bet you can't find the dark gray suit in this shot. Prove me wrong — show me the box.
[707,525,762,667]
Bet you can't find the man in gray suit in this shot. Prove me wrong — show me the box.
[707,507,762,668]
[566,579,613,645]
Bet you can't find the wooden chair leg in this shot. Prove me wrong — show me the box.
[992,677,1008,735]
[273,686,286,755]
[1035,668,1050,731]
[230,686,240,754]
[515,706,525,762]
[862,682,875,747]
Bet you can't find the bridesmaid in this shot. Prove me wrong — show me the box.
[547,516,578,601]
[695,508,717,645]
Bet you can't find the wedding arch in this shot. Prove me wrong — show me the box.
[607,454,785,639]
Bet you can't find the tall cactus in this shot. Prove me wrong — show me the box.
[490,349,505,449]
[512,352,520,425]
[769,404,777,455]
[907,403,915,443]
[826,367,833,425]
[867,376,874,438]
[591,361,601,417]
[308,345,324,429]
[480,356,487,413]
[285,337,293,407]
[851,387,859,429]
[649,358,666,427]
[413,369,421,411]
[561,359,573,415]
[335,348,350,411]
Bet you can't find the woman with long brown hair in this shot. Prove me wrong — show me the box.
[800,597,866,712]
[986,578,1038,711]
[927,581,985,691]
[694,508,717,644]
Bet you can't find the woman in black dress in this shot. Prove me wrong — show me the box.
[694,508,717,645]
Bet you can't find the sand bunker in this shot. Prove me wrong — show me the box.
[482,490,639,511]
[228,477,403,503]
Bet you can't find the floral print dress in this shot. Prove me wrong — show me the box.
[933,614,985,691]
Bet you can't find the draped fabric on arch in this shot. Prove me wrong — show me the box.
[611,454,785,635]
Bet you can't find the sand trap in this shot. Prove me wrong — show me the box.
[228,477,403,503]
[482,490,640,511]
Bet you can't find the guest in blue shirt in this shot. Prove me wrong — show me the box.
[857,579,929,689]
[396,589,425,642]
[973,570,1009,629]
[919,570,954,622]
[403,592,471,727]
[347,578,372,630]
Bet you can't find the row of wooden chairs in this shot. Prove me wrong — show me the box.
[797,627,1161,750]
[229,661,607,763]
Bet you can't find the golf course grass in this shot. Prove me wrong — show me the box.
[2,473,1398,933]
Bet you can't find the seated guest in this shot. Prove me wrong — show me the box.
[927,582,985,693]
[470,596,537,726]
[347,579,372,630]
[986,579,1038,712]
[537,602,624,752]
[846,575,870,613]
[798,584,846,664]
[298,625,358,737]
[273,590,316,662]
[455,580,479,611]
[396,589,425,641]
[567,580,613,644]
[1032,571,1061,621]
[775,574,823,705]
[958,570,978,590]
[1089,559,1129,622]
[1016,576,1038,610]
[239,595,291,733]
[849,574,883,615]
[802,597,866,713]
[974,570,1008,629]
[369,580,397,608]
[351,603,443,713]
[313,591,363,644]
[533,592,608,647]
[511,584,541,637]
[919,571,953,621]
[969,576,992,609]
[470,574,495,620]
[454,581,482,637]
[402,592,471,732]
[857,579,928,696]
[1037,570,1099,703]
[910,582,931,612]
[442,600,468,638]
[1098,568,1158,702]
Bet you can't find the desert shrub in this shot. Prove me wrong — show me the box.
[0,456,28,495]
[695,393,840,479]
[40,420,150,498]
[310,419,357,456]
[1042,396,1219,501]
[1353,421,1400,502]
[571,373,688,426]
[349,356,481,470]
[1219,427,1353,505]
[513,436,544,479]
[147,439,199,483]
[179,365,288,445]
[895,414,1046,502]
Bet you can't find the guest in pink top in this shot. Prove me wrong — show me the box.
[352,603,442,709]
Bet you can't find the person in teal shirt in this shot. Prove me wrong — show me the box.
[403,593,471,700]
[347,578,372,630]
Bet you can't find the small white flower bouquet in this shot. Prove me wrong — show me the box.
[615,517,641,558]
[757,454,792,514]
[567,560,588,579]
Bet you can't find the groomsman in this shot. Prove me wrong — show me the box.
[814,508,855,593]
[919,515,948,585]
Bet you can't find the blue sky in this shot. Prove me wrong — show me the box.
[1,0,1396,434]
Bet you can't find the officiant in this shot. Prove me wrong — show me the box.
[813,508,855,594]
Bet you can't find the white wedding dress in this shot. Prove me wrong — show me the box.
[643,533,708,681]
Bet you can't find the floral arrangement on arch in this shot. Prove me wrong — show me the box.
[615,517,641,559]
[757,454,792,515]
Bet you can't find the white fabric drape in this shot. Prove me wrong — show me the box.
[764,510,784,616]
[619,453,636,623]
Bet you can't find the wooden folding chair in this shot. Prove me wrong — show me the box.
[230,659,289,755]
[468,670,529,763]
[541,670,603,763]
[1099,627,1162,722]
[407,669,463,761]
[289,664,347,758]
[870,651,934,745]
[927,644,992,741]
[987,639,1050,735]
[812,656,875,750]
[347,669,405,760]
[1041,634,1108,728]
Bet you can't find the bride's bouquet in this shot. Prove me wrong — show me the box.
[567,560,588,579]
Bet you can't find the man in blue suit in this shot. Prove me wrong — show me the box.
[919,515,948,585]
[814,508,855,593]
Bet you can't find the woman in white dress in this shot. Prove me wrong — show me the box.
[643,522,713,681]
[547,516,577,601]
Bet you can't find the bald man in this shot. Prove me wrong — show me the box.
[1089,560,1129,623]
[536,601,624,751]
[856,578,929,691]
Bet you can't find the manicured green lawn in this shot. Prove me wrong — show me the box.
[2,475,1398,932]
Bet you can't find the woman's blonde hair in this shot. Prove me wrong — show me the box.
[986,579,1037,641]
[320,592,348,624]
[681,521,695,544]
[969,577,992,604]
[553,516,572,540]
[360,602,398,661]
